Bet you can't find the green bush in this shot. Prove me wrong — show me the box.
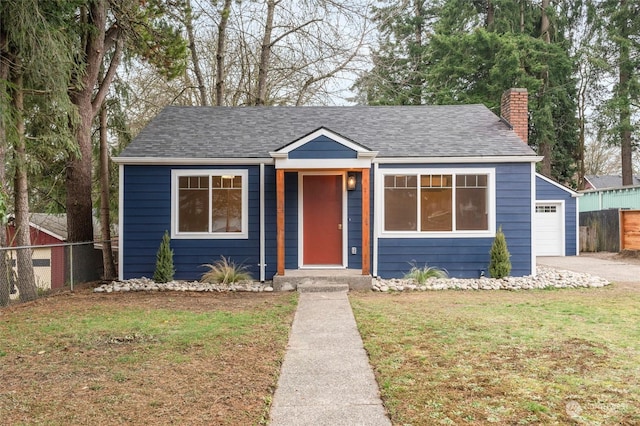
[153,231,175,283]
[489,226,511,278]
[201,256,252,285]
[404,262,448,284]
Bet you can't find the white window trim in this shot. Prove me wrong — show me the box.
[376,167,496,239]
[171,169,249,239]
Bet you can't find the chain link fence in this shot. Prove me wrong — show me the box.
[0,241,109,302]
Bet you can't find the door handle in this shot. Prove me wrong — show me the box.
[338,223,342,230]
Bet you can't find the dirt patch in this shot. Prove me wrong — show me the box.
[0,288,297,425]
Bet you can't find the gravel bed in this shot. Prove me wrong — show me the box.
[372,265,610,292]
[94,266,609,293]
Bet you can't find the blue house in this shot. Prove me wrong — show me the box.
[115,89,550,285]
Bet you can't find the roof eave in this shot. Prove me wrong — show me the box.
[374,155,543,164]
[112,157,274,165]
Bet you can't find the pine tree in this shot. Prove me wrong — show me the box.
[489,226,511,279]
[153,231,175,283]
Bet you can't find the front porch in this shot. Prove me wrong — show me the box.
[272,269,373,292]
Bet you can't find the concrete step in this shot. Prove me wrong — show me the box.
[297,281,349,293]
[272,271,373,291]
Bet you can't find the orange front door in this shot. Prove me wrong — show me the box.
[303,175,343,265]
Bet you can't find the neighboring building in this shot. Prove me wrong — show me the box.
[116,88,574,285]
[6,213,67,290]
[583,174,640,190]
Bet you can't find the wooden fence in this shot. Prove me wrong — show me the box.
[620,210,640,250]
[580,209,640,252]
[579,210,620,252]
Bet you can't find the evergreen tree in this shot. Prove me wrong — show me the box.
[354,0,439,105]
[426,0,579,185]
[586,0,640,186]
[489,226,511,279]
[357,0,580,185]
[153,231,175,283]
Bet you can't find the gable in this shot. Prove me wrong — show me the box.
[288,136,358,160]
[270,127,377,169]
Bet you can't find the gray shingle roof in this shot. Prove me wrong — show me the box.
[584,174,640,189]
[118,105,538,159]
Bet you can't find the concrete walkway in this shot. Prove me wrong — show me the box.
[269,291,391,426]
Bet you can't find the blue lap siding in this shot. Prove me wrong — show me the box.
[376,163,533,278]
[122,165,263,281]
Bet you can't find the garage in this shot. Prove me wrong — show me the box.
[535,174,580,257]
[535,202,564,256]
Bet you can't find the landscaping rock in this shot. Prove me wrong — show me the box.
[95,266,610,294]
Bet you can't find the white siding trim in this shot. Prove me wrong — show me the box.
[273,127,373,154]
[531,162,536,276]
[373,163,379,277]
[575,196,580,255]
[375,156,543,164]
[259,163,266,282]
[274,158,372,170]
[113,157,273,165]
[118,164,124,280]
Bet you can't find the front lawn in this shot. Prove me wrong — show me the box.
[351,285,640,425]
[0,289,297,425]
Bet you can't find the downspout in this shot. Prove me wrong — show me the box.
[530,162,536,276]
[260,163,266,282]
[372,163,379,277]
[118,163,124,280]
[575,195,580,256]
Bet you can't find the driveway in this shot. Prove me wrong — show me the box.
[538,254,640,283]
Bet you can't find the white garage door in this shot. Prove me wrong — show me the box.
[535,203,564,256]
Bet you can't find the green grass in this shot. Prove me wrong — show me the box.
[0,292,298,425]
[351,286,640,425]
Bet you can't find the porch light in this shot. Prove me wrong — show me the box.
[347,173,357,191]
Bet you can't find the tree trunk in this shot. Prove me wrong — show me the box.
[0,28,10,306]
[67,0,111,244]
[215,0,232,106]
[256,0,276,106]
[411,0,424,105]
[486,0,495,30]
[520,0,525,33]
[619,0,633,186]
[539,0,552,177]
[12,70,38,302]
[99,103,116,280]
[184,0,208,106]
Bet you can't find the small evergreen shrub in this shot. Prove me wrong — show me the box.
[153,231,175,283]
[404,262,448,284]
[489,226,511,278]
[201,256,252,285]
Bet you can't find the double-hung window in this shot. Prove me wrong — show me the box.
[381,168,495,237]
[172,170,248,239]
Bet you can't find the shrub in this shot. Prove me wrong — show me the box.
[489,226,511,278]
[201,256,252,285]
[153,231,175,283]
[404,262,448,284]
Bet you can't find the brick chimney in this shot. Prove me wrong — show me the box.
[500,88,528,144]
